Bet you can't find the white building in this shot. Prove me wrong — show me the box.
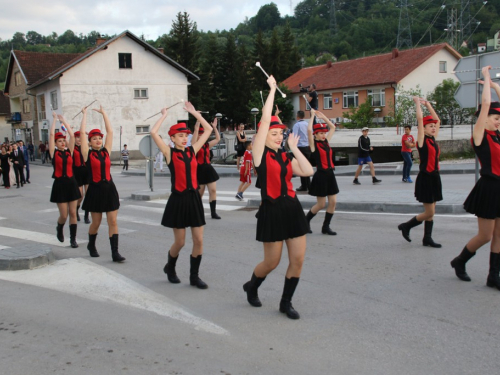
[4,31,199,159]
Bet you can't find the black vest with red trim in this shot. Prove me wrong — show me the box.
[52,149,74,179]
[86,148,112,184]
[168,146,199,193]
[417,135,440,174]
[256,147,296,202]
[473,130,500,179]
[73,145,85,168]
[312,140,334,171]
[196,143,211,165]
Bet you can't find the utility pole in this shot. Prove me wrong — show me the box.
[396,0,413,49]
[329,0,338,36]
[446,8,459,50]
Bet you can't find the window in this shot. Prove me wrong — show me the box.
[134,88,148,99]
[367,89,386,107]
[15,72,22,86]
[23,99,30,114]
[343,91,358,108]
[136,125,150,134]
[119,53,132,69]
[50,91,58,110]
[323,94,332,109]
[38,95,46,120]
[439,61,447,73]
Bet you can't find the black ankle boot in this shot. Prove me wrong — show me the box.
[450,246,475,281]
[163,251,181,283]
[56,222,65,242]
[243,273,266,307]
[422,220,441,248]
[76,205,80,222]
[190,255,208,289]
[305,211,316,234]
[321,212,336,235]
[486,252,500,290]
[69,224,78,248]
[109,234,125,262]
[84,210,90,224]
[210,201,221,219]
[397,216,422,242]
[87,233,100,257]
[279,277,300,320]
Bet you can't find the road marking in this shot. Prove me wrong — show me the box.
[37,208,60,213]
[213,190,261,196]
[306,210,475,219]
[124,205,165,213]
[0,217,6,221]
[202,203,240,211]
[0,227,87,247]
[0,245,11,250]
[0,258,228,335]
[118,215,159,226]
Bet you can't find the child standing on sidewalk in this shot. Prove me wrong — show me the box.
[401,125,415,182]
[236,141,253,201]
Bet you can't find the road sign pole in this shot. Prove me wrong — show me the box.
[149,135,154,192]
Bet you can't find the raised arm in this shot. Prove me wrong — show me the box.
[58,115,75,153]
[289,133,314,177]
[150,108,171,164]
[80,107,89,161]
[91,106,113,151]
[49,111,57,158]
[253,75,277,167]
[415,97,425,148]
[208,118,221,148]
[187,102,213,154]
[474,66,492,146]
[275,105,283,124]
[425,101,441,139]
[316,110,336,141]
[192,120,201,144]
[307,109,315,152]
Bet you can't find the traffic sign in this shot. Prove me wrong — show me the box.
[139,135,153,158]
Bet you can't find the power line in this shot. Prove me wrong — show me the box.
[397,0,413,49]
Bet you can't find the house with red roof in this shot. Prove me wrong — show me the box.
[3,30,199,158]
[282,43,461,125]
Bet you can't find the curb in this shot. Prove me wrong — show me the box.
[0,244,55,271]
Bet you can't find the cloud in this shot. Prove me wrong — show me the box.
[0,0,293,41]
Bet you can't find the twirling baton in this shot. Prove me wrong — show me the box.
[143,100,184,121]
[72,100,98,120]
[259,91,264,106]
[255,62,287,98]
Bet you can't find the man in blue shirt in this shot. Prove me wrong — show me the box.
[292,110,311,191]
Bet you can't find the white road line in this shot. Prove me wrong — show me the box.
[118,215,159,226]
[306,209,476,219]
[203,203,240,211]
[0,227,87,247]
[37,208,60,213]
[214,190,261,196]
[0,245,11,250]
[0,217,6,221]
[0,258,228,335]
[124,205,165,213]
[146,200,168,205]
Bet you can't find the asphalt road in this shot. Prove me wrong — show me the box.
[0,165,498,375]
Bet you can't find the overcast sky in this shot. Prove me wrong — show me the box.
[0,0,295,41]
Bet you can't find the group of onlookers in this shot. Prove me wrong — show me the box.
[0,140,31,189]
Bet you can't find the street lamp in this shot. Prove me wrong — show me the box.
[251,108,259,130]
[373,108,382,126]
[215,113,222,132]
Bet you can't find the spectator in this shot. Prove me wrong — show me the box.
[401,125,416,183]
[39,141,46,163]
[121,144,130,171]
[353,127,382,185]
[292,110,311,191]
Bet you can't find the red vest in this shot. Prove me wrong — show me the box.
[87,148,112,184]
[196,143,211,165]
[168,146,199,193]
[256,147,296,202]
[52,149,74,179]
[313,140,334,171]
[473,130,500,179]
[73,145,85,168]
[417,135,440,174]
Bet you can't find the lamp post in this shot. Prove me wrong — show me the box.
[215,113,222,133]
[251,108,259,130]
[373,108,382,126]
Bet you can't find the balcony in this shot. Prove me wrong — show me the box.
[6,112,21,123]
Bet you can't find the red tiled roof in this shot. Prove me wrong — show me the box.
[282,43,461,93]
[0,91,10,114]
[13,50,82,85]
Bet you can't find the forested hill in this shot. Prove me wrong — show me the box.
[1,0,499,123]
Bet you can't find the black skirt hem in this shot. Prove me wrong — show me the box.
[309,169,339,197]
[50,177,82,203]
[161,190,206,228]
[82,181,120,213]
[464,176,500,219]
[414,172,443,204]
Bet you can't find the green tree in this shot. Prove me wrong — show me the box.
[342,97,375,129]
[428,79,474,125]
[164,12,199,73]
[250,3,282,32]
[385,86,423,128]
[26,31,44,45]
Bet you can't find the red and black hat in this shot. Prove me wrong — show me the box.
[54,132,66,141]
[257,116,287,130]
[74,131,81,137]
[423,115,438,126]
[88,129,104,141]
[198,126,205,135]
[475,102,500,116]
[168,123,192,136]
[313,123,329,134]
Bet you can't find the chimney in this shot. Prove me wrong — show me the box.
[392,48,399,59]
[158,47,164,54]
[327,60,333,68]
[96,37,107,46]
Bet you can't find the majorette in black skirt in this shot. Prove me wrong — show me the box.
[308,169,339,197]
[162,146,206,229]
[464,176,500,219]
[197,164,219,185]
[50,148,81,203]
[73,166,89,186]
[81,147,120,213]
[414,171,443,203]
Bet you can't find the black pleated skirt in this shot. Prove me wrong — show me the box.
[74,166,89,186]
[82,181,120,213]
[309,169,339,197]
[464,176,500,219]
[256,197,308,242]
[50,177,81,203]
[161,190,206,228]
[197,164,219,185]
[414,172,443,203]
